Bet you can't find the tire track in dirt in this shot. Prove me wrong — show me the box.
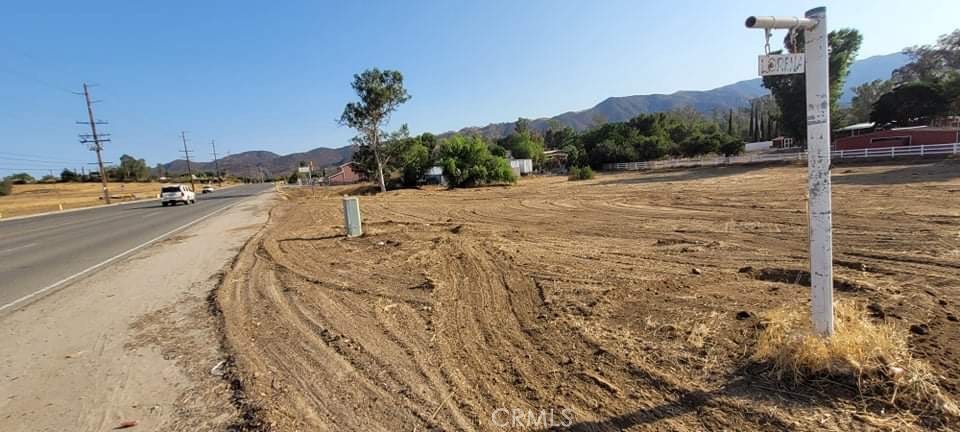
[218,162,960,431]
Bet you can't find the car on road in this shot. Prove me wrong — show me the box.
[160,184,196,206]
[202,185,215,194]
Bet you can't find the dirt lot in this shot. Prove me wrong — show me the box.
[218,160,960,431]
[0,181,235,218]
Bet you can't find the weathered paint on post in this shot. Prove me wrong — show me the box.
[342,196,363,237]
[803,6,834,336]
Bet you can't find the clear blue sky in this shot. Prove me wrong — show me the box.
[1,0,957,174]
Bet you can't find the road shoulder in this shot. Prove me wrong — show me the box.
[0,192,275,431]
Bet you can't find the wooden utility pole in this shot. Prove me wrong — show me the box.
[210,139,222,186]
[180,131,196,191]
[78,82,111,204]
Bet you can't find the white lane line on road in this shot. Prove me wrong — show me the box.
[0,242,38,257]
[0,193,262,314]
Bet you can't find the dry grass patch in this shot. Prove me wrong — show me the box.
[753,300,959,422]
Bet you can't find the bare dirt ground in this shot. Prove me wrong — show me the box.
[0,192,272,431]
[0,181,237,218]
[219,160,960,431]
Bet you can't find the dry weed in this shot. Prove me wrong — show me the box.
[753,300,959,421]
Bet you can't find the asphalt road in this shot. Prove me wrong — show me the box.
[0,184,273,311]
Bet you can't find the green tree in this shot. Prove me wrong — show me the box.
[419,132,438,155]
[894,29,960,83]
[351,124,413,184]
[119,154,149,181]
[719,136,745,156]
[488,142,508,158]
[437,134,515,188]
[677,133,722,157]
[498,118,546,167]
[514,117,531,136]
[544,123,576,150]
[634,135,671,161]
[60,168,80,182]
[0,178,11,196]
[943,72,960,114]
[339,68,411,192]
[763,29,862,143]
[848,79,894,124]
[561,143,586,168]
[870,81,949,125]
[4,173,35,184]
[727,109,734,135]
[392,134,431,187]
[589,139,637,166]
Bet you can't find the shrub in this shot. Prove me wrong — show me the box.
[5,172,35,184]
[0,179,11,196]
[754,300,959,420]
[568,166,594,181]
[719,136,745,156]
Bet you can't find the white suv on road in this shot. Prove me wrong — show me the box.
[160,184,196,206]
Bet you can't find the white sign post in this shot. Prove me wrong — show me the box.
[746,7,834,336]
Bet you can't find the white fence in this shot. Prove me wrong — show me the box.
[604,143,960,171]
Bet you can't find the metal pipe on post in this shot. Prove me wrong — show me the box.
[746,6,834,336]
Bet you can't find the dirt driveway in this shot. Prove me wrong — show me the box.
[219,161,960,431]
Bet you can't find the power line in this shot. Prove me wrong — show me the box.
[0,166,75,171]
[0,62,76,95]
[0,151,88,163]
[0,156,88,165]
[0,40,77,95]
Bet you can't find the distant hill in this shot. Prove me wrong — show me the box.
[446,52,909,139]
[839,52,909,103]
[160,53,909,172]
[162,145,353,177]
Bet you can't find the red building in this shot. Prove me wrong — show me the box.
[833,127,960,150]
[327,162,362,185]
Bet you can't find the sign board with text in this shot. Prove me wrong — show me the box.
[298,166,310,173]
[758,53,805,76]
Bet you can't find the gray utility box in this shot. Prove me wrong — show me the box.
[342,196,363,237]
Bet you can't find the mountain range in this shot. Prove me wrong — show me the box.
[161,52,908,176]
[161,146,353,178]
[449,52,908,138]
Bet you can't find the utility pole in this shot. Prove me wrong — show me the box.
[77,82,111,204]
[210,139,222,186]
[180,131,196,192]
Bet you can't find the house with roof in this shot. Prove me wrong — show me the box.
[833,126,960,150]
[326,162,362,185]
